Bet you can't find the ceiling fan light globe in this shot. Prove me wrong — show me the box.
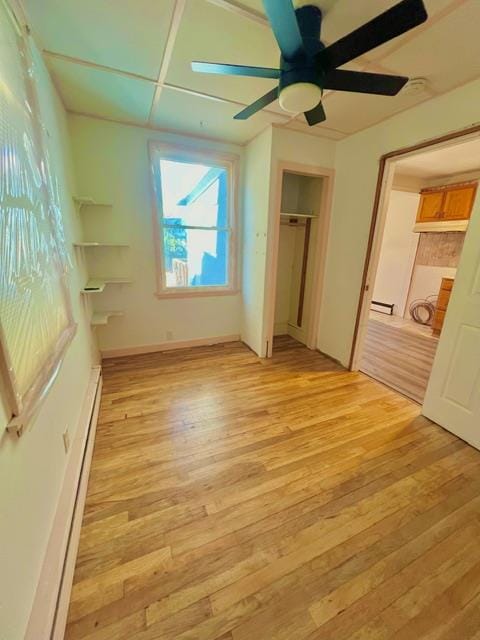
[279,83,322,114]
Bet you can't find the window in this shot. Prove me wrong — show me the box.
[0,0,75,434]
[150,144,238,296]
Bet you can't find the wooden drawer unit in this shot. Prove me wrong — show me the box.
[417,182,477,224]
[431,309,446,335]
[432,277,454,336]
[436,287,451,310]
[439,277,453,292]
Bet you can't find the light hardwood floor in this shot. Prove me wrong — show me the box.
[360,316,439,403]
[65,336,480,640]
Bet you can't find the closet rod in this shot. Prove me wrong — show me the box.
[280,221,307,227]
[280,212,317,219]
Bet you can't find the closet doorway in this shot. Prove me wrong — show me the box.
[264,162,334,357]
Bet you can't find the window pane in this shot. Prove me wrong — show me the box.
[163,228,229,288]
[159,159,229,229]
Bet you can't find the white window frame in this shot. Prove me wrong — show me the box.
[149,142,239,298]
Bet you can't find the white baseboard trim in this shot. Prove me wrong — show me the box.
[25,366,102,640]
[287,323,306,344]
[274,322,288,336]
[101,334,241,359]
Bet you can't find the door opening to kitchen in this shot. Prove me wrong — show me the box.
[353,136,479,403]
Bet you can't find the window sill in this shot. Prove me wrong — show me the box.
[155,288,239,300]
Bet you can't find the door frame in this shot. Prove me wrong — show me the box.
[263,161,335,357]
[349,124,480,372]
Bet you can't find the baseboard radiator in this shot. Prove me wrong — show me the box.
[25,366,102,640]
[371,300,394,315]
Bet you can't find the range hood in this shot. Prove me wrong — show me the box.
[413,220,469,233]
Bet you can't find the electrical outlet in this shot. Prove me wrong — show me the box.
[166,331,173,341]
[63,428,70,454]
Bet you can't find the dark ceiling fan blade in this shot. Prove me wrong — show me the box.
[262,0,305,61]
[191,61,280,79]
[305,101,326,126]
[234,87,279,120]
[323,69,408,95]
[317,0,428,72]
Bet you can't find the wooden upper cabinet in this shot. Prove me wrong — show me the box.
[443,185,477,220]
[416,182,477,224]
[416,191,444,222]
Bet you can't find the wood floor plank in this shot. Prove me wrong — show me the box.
[391,559,480,640]
[422,590,480,640]
[345,530,480,640]
[230,475,480,640]
[360,318,439,403]
[65,336,480,640]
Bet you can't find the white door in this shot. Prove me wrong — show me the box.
[423,194,480,449]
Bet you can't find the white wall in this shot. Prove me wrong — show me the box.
[69,115,243,353]
[271,126,336,168]
[319,77,480,366]
[0,43,96,640]
[241,127,273,355]
[372,190,420,316]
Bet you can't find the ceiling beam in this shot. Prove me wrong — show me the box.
[41,47,290,122]
[164,82,290,121]
[68,108,250,147]
[148,0,186,124]
[43,50,157,84]
[205,0,268,26]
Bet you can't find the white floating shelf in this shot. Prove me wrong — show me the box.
[91,311,124,326]
[81,278,132,294]
[73,196,112,208]
[81,279,106,294]
[74,242,129,248]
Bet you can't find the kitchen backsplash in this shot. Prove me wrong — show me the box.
[416,231,465,268]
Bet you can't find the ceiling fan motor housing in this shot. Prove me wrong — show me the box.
[279,5,325,113]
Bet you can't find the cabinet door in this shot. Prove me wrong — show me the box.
[416,191,444,222]
[443,185,477,221]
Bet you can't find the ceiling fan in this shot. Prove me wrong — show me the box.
[191,0,428,125]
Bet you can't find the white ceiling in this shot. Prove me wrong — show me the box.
[22,0,480,145]
[396,135,480,179]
